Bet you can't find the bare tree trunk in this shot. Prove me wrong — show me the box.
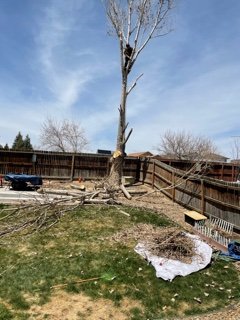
[109,71,128,186]
[104,0,174,187]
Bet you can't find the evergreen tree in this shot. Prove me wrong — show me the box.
[23,134,33,150]
[4,144,9,150]
[12,132,25,150]
[12,132,34,151]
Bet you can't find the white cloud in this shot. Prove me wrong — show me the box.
[35,1,88,109]
[34,0,114,112]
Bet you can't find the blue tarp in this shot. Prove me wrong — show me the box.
[4,174,42,186]
[220,240,240,261]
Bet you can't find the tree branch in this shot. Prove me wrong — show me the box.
[123,128,133,146]
[126,0,133,44]
[134,1,171,62]
[127,73,143,95]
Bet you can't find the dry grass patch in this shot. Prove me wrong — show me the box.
[29,291,143,320]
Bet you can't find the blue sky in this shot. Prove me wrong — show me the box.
[0,0,239,157]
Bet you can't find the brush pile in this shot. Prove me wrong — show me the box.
[111,225,196,263]
[144,228,196,264]
[0,186,119,238]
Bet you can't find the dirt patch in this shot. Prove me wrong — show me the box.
[43,180,95,191]
[29,291,143,320]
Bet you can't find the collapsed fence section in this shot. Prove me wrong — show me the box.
[139,158,240,231]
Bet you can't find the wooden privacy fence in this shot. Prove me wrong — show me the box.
[154,157,240,182]
[1,150,240,231]
[0,150,139,181]
[139,159,240,231]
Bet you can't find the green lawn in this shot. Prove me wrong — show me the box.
[0,205,239,319]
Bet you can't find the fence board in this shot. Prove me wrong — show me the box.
[0,150,139,181]
[1,151,239,231]
[139,159,240,231]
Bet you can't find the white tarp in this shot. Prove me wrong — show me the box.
[134,233,212,281]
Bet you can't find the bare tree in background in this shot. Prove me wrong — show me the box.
[40,118,88,153]
[157,130,217,161]
[104,0,174,185]
[231,137,240,161]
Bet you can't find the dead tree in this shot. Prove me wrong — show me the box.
[157,130,218,161]
[40,117,88,153]
[104,0,175,186]
[231,136,240,161]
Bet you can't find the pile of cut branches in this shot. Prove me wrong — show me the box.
[0,187,118,237]
[144,229,196,264]
[0,178,137,237]
[111,225,196,263]
[0,199,76,238]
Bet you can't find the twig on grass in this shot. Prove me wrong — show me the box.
[50,277,101,289]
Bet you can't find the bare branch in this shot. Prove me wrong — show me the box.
[0,186,121,238]
[126,0,134,43]
[133,0,149,48]
[157,130,218,161]
[123,128,133,146]
[134,0,173,62]
[127,73,144,95]
[39,117,88,153]
[231,137,240,160]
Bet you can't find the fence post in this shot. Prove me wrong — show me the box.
[221,164,224,180]
[151,161,155,188]
[201,179,205,215]
[107,157,111,175]
[172,171,175,202]
[70,154,75,181]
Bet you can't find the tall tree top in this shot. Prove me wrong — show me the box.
[12,132,33,151]
[12,132,25,151]
[104,0,174,70]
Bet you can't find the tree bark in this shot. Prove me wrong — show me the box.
[108,64,128,186]
[104,0,174,187]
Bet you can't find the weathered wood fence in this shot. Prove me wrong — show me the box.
[0,150,139,180]
[1,150,239,231]
[139,158,240,231]
[154,157,240,181]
